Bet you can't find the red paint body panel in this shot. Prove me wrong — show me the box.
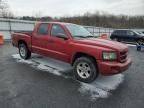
[12,22,132,75]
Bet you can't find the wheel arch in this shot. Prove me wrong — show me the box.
[18,40,31,51]
[71,52,97,66]
[18,40,27,46]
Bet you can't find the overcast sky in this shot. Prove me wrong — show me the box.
[7,0,144,17]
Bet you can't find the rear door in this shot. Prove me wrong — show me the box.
[112,30,125,41]
[120,30,127,41]
[32,23,50,55]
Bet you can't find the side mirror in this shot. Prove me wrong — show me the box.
[56,33,68,40]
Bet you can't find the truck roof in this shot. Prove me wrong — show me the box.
[36,22,76,25]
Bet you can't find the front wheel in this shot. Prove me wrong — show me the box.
[137,46,141,51]
[73,57,98,83]
[19,43,31,60]
[137,39,144,46]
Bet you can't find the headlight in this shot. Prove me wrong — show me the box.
[103,52,117,60]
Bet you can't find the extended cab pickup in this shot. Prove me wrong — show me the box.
[12,22,132,83]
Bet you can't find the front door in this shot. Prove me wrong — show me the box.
[125,30,135,42]
[47,24,70,62]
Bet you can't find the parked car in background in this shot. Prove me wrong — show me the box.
[12,22,132,83]
[110,30,144,45]
[137,31,144,35]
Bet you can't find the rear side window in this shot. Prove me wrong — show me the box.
[113,30,126,36]
[37,24,49,35]
[121,30,126,36]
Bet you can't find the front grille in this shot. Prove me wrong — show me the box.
[119,51,128,63]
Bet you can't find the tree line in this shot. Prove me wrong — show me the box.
[58,12,144,29]
[0,0,144,29]
[18,13,144,29]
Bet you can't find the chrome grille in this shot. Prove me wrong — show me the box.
[119,51,128,63]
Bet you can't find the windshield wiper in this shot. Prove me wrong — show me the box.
[74,36,87,38]
[86,35,95,38]
[74,35,95,38]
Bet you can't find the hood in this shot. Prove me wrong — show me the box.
[74,38,128,51]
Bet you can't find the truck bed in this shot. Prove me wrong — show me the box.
[13,31,32,36]
[12,31,32,49]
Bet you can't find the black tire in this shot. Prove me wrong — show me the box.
[73,57,98,83]
[137,39,144,46]
[137,46,141,51]
[18,43,31,60]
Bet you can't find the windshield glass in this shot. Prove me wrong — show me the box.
[136,31,144,34]
[66,24,93,38]
[134,31,141,35]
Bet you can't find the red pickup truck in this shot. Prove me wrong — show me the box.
[12,22,132,83]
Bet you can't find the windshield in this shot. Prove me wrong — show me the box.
[136,31,144,34]
[66,24,94,38]
[134,31,141,35]
[133,31,144,35]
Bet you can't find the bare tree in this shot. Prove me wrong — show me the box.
[0,0,14,18]
[33,10,43,21]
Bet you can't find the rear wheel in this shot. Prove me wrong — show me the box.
[73,57,98,83]
[19,43,31,60]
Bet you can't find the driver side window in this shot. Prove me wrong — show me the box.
[51,24,66,37]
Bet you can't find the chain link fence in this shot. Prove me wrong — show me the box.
[84,26,115,38]
[0,18,35,39]
[0,18,144,39]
